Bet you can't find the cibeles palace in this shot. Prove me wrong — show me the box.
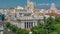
[0,0,60,29]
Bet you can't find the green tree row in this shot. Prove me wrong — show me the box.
[31,16,60,34]
[6,22,28,34]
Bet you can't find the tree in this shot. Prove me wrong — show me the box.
[52,16,60,34]
[38,19,42,26]
[6,22,11,28]
[16,28,28,34]
[31,16,56,34]
[44,16,56,34]
[31,26,45,34]
[3,31,9,34]
[31,19,45,34]
[11,25,18,32]
[16,28,21,34]
[55,16,60,24]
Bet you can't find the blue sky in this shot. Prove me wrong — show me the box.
[0,0,60,9]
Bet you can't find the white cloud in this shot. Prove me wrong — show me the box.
[37,4,49,6]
